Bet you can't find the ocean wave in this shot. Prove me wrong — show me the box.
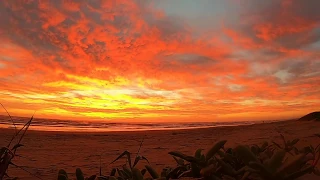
[0,115,279,132]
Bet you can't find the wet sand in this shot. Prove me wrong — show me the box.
[0,120,319,179]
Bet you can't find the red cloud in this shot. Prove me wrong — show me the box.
[0,0,319,121]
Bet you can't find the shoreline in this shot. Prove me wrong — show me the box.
[0,118,292,134]
[1,119,319,179]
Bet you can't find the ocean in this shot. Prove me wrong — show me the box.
[0,115,278,132]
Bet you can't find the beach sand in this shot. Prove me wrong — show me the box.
[0,120,319,180]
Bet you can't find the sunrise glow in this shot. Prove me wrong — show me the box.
[0,0,319,122]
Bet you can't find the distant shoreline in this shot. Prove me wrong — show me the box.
[0,118,294,134]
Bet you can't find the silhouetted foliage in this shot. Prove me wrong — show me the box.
[58,134,320,180]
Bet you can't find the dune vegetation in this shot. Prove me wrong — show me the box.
[57,134,320,180]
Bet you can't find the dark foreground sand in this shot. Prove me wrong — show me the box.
[1,120,319,180]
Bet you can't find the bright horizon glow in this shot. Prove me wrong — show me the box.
[0,1,319,122]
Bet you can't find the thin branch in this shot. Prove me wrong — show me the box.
[8,116,32,148]
[137,134,146,156]
[0,102,17,134]
[17,114,33,144]
[10,163,43,180]
[14,112,35,155]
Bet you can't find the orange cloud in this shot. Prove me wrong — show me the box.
[0,0,319,122]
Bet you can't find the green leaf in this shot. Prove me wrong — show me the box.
[261,141,268,151]
[132,167,144,180]
[310,145,315,153]
[200,164,215,177]
[178,170,192,178]
[267,150,286,173]
[315,144,320,153]
[145,165,159,179]
[87,175,96,180]
[160,168,170,178]
[58,169,68,180]
[167,166,185,179]
[168,151,202,164]
[133,155,149,168]
[76,168,84,180]
[280,134,287,147]
[272,141,282,149]
[314,168,320,176]
[133,156,140,168]
[0,147,6,159]
[109,151,132,169]
[11,144,24,151]
[58,174,68,180]
[201,154,206,162]
[276,154,306,175]
[141,169,147,176]
[96,176,108,180]
[240,171,250,180]
[300,146,312,154]
[172,156,184,166]
[217,150,225,157]
[234,145,259,165]
[195,149,203,159]
[225,148,233,154]
[110,168,116,176]
[284,165,314,180]
[249,162,272,179]
[191,162,201,178]
[216,158,236,175]
[132,155,149,167]
[123,166,132,178]
[223,153,234,163]
[141,156,149,163]
[289,139,299,146]
[293,147,300,155]
[116,168,126,179]
[251,145,259,155]
[108,176,117,180]
[206,140,227,162]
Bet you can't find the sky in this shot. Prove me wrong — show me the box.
[0,0,319,122]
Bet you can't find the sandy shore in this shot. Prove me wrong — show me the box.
[0,120,319,180]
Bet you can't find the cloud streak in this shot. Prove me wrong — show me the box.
[0,0,319,122]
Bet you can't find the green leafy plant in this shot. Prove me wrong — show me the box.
[272,134,300,154]
[57,168,96,180]
[98,150,155,180]
[167,135,320,180]
[96,136,165,180]
[56,134,320,180]
[168,140,227,178]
